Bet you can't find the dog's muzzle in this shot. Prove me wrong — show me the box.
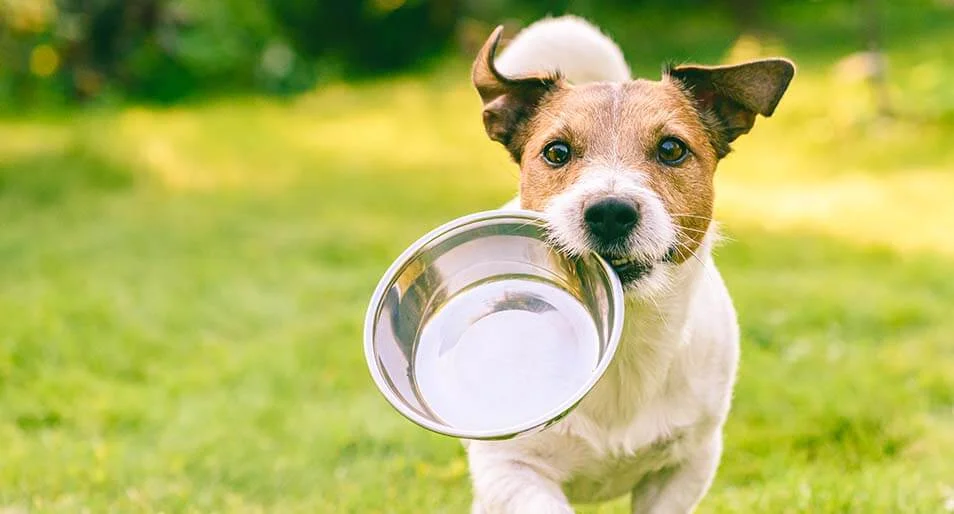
[584,197,638,246]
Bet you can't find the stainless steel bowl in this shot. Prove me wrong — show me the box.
[364,210,624,440]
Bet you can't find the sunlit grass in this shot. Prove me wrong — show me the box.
[1,3,953,513]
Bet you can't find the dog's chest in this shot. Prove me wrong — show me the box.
[555,353,710,503]
[561,424,694,503]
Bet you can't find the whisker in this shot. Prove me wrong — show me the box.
[647,294,674,335]
[668,211,708,215]
[675,242,707,269]
[671,236,710,272]
[672,239,722,292]
[675,225,736,244]
[676,226,711,234]
[677,222,736,244]
[669,214,715,223]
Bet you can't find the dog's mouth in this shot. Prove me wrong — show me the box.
[605,255,653,283]
[602,246,677,285]
[598,253,658,286]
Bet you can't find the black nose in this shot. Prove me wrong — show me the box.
[584,198,639,243]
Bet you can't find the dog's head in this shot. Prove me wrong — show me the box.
[473,27,793,296]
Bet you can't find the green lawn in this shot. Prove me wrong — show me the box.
[2,3,954,513]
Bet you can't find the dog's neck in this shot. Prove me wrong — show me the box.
[576,225,718,425]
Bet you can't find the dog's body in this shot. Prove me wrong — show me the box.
[466,17,794,514]
[468,232,738,513]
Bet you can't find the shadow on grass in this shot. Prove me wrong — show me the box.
[0,144,134,207]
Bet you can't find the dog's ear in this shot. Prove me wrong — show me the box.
[669,58,795,157]
[473,26,563,161]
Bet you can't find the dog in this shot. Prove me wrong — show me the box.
[466,16,794,513]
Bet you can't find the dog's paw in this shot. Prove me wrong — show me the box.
[517,493,574,514]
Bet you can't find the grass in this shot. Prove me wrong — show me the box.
[2,2,954,512]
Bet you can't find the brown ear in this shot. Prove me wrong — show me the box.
[669,58,795,157]
[473,26,564,161]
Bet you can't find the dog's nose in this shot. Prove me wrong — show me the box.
[584,198,639,242]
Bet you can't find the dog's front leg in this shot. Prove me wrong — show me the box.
[468,443,573,514]
[630,434,722,514]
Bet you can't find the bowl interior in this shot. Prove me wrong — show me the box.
[365,211,623,439]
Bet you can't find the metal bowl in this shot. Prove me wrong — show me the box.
[364,210,624,440]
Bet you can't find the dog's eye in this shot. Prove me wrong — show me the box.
[657,137,689,166]
[542,141,571,167]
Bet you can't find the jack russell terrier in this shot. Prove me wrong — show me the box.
[465,16,794,513]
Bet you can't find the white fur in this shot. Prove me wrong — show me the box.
[495,16,631,84]
[471,17,740,513]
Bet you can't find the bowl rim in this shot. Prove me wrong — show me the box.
[363,209,625,440]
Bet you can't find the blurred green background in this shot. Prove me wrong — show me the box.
[1,0,953,512]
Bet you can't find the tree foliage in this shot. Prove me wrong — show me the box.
[0,0,461,105]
